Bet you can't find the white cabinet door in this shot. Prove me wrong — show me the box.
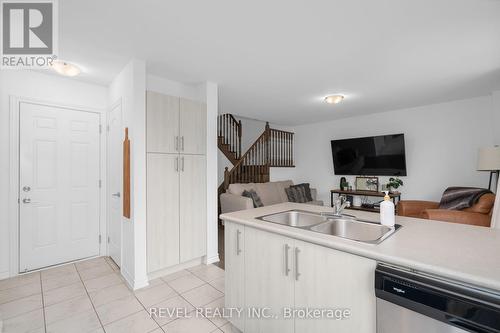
[244,227,295,333]
[179,155,206,262]
[19,102,100,271]
[224,222,245,331]
[294,240,376,333]
[147,153,180,272]
[147,91,179,153]
[179,98,206,155]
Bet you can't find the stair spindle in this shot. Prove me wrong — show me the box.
[274,130,276,166]
[289,132,292,166]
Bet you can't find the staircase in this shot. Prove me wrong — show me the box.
[217,114,295,196]
[218,114,241,165]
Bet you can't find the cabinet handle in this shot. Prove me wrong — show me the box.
[175,136,179,151]
[284,244,291,276]
[181,157,184,172]
[175,157,179,172]
[295,247,301,281]
[181,136,184,151]
[236,230,242,255]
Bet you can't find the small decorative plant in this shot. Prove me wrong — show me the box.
[386,177,403,192]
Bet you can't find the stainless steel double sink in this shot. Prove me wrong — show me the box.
[257,210,401,244]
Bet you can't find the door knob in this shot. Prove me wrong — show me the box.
[112,192,121,198]
[22,198,31,204]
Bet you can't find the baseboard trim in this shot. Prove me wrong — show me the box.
[148,257,205,280]
[0,271,10,280]
[205,254,220,265]
[120,268,149,290]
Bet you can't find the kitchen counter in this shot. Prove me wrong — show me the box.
[220,202,500,293]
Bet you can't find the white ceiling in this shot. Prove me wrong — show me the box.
[59,0,500,125]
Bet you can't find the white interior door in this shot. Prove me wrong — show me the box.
[107,103,122,267]
[19,102,101,272]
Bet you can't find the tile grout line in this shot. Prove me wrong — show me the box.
[131,292,165,332]
[174,283,226,329]
[137,274,215,331]
[39,272,48,333]
[128,276,169,332]
[77,258,157,329]
[74,262,106,332]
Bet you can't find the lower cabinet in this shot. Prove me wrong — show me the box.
[224,222,245,331]
[294,239,376,333]
[224,222,376,333]
[244,226,295,333]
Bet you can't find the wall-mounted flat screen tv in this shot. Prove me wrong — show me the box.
[331,134,407,176]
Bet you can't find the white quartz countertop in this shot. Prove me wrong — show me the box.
[220,202,500,293]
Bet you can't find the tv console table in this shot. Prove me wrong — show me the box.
[330,189,401,213]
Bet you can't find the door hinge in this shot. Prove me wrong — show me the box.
[107,236,110,244]
[99,235,102,244]
[99,180,102,188]
[99,125,103,134]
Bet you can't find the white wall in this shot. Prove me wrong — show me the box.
[0,70,107,279]
[492,181,500,229]
[493,90,500,144]
[147,75,206,102]
[235,116,268,151]
[288,96,496,205]
[204,82,219,264]
[109,60,148,289]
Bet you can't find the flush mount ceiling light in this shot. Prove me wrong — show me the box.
[324,95,344,104]
[51,60,81,77]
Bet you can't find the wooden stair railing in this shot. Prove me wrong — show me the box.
[222,131,269,191]
[268,127,295,167]
[219,122,295,193]
[218,114,241,165]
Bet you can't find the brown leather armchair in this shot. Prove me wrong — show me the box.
[397,193,496,227]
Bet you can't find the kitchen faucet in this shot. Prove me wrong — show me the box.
[321,195,351,218]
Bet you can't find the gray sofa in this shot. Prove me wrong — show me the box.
[220,180,324,214]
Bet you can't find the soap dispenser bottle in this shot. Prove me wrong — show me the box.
[380,191,395,227]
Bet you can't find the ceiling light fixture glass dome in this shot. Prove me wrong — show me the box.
[324,95,344,104]
[51,60,81,77]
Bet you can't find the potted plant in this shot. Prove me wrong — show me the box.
[386,177,403,193]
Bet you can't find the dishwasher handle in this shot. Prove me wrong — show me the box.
[446,316,492,333]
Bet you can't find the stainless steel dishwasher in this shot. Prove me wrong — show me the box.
[375,264,500,333]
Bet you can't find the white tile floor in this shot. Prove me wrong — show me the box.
[0,257,236,333]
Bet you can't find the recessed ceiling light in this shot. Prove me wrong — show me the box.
[324,95,344,104]
[51,60,81,77]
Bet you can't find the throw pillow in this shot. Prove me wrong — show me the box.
[242,189,264,208]
[290,183,313,202]
[285,186,308,203]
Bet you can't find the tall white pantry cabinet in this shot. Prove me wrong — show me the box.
[146,91,207,274]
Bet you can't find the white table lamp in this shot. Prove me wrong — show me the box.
[477,146,500,191]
